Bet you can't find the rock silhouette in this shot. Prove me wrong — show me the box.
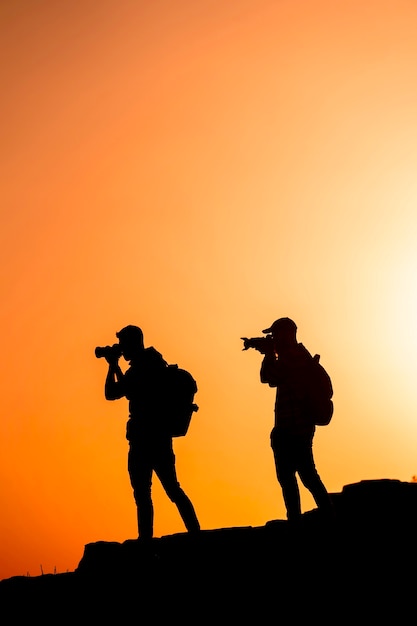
[1,479,416,622]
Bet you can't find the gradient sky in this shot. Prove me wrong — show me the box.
[1,0,417,580]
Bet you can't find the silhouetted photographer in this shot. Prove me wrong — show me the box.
[242,317,334,523]
[96,325,200,540]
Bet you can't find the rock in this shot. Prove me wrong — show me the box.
[1,479,416,622]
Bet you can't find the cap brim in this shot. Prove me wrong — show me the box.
[262,327,272,334]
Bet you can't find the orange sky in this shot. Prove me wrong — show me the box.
[1,0,417,580]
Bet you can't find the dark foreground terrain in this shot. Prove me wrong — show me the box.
[1,479,416,623]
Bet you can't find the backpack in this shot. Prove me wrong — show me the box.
[163,364,199,437]
[305,354,334,426]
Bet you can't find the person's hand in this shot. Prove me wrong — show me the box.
[105,347,121,367]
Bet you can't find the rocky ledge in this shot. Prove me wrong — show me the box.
[1,479,416,622]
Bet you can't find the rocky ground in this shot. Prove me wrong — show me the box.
[1,479,416,623]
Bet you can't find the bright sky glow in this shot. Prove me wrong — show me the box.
[1,0,417,579]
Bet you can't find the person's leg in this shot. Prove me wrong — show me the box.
[128,443,154,539]
[154,439,200,533]
[271,432,301,520]
[296,436,334,515]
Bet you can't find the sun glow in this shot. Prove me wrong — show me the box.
[2,0,417,580]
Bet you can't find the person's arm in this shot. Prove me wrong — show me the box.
[104,357,125,401]
[260,354,283,387]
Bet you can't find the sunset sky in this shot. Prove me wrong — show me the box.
[2,0,417,580]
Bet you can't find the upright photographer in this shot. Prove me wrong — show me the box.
[242,317,334,523]
[96,324,200,540]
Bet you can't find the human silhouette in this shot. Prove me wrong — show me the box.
[243,317,333,522]
[98,325,200,539]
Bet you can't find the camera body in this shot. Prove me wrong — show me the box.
[95,343,123,360]
[241,335,274,354]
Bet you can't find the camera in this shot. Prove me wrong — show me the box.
[241,335,274,354]
[95,343,122,359]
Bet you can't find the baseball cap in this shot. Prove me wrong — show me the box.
[262,317,297,334]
